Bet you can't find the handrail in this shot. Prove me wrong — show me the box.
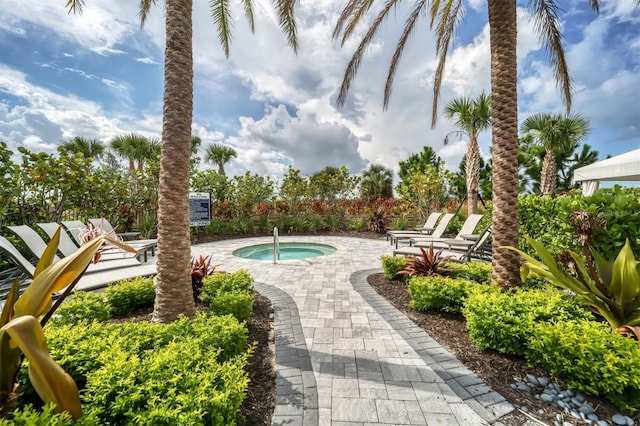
[273,227,280,264]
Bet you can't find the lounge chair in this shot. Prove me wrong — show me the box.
[6,225,143,273]
[394,226,492,263]
[89,218,144,241]
[0,235,156,293]
[389,213,455,249]
[61,220,157,261]
[409,214,484,248]
[61,220,90,246]
[386,212,442,241]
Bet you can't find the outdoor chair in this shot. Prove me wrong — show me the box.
[61,220,91,245]
[6,225,143,273]
[88,218,143,241]
[0,235,156,295]
[388,213,455,249]
[386,212,442,241]
[393,226,492,263]
[409,214,484,248]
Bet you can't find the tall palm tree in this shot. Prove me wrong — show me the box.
[520,113,590,196]
[205,143,237,176]
[333,0,600,288]
[68,0,298,322]
[360,164,393,202]
[111,133,156,171]
[443,92,491,214]
[60,136,105,161]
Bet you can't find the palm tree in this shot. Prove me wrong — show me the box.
[60,136,105,161]
[111,133,156,171]
[520,113,590,196]
[68,0,298,322]
[444,93,491,214]
[360,164,393,202]
[333,0,600,288]
[205,143,237,176]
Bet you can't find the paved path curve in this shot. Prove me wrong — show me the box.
[192,236,514,426]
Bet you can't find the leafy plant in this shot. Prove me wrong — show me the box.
[0,227,135,419]
[409,276,478,313]
[347,217,365,232]
[190,255,218,301]
[399,244,453,277]
[380,255,408,281]
[389,217,406,231]
[104,277,155,316]
[464,287,592,356]
[527,320,640,412]
[510,234,640,341]
[51,292,110,326]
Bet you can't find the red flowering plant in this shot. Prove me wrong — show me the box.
[191,255,220,301]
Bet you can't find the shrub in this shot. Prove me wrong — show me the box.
[0,403,99,425]
[201,270,255,322]
[104,276,155,316]
[347,217,365,232]
[409,276,479,313]
[463,287,592,356]
[380,255,407,280]
[51,291,110,326]
[448,262,492,284]
[389,217,406,230]
[527,320,640,412]
[208,291,254,322]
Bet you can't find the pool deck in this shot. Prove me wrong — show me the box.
[192,236,516,426]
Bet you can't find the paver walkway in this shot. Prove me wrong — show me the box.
[192,236,515,426]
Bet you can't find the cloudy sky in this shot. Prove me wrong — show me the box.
[0,0,638,183]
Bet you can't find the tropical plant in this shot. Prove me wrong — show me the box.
[395,164,448,219]
[510,234,640,341]
[67,0,300,322]
[191,255,219,302]
[333,0,602,288]
[397,146,442,190]
[110,133,159,172]
[59,137,105,162]
[0,227,135,418]
[360,164,393,203]
[205,143,237,176]
[520,113,591,196]
[443,93,492,214]
[398,244,453,278]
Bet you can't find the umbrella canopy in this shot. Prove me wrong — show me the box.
[573,148,640,195]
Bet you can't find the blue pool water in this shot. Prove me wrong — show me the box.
[233,242,337,260]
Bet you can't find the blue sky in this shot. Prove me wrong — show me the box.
[0,0,638,182]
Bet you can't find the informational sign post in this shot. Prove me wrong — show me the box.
[189,192,211,227]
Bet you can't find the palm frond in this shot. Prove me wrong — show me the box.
[528,0,572,113]
[273,0,298,53]
[242,0,256,33]
[333,0,363,40]
[587,0,600,12]
[66,0,85,15]
[336,0,401,109]
[139,0,159,27]
[211,0,233,58]
[339,0,376,47]
[383,0,427,110]
[430,0,464,127]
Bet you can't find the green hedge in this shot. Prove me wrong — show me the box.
[17,313,250,424]
[200,270,255,322]
[380,255,408,280]
[104,276,156,316]
[527,320,640,412]
[52,291,111,326]
[447,262,492,284]
[0,403,99,426]
[409,276,480,313]
[463,287,592,355]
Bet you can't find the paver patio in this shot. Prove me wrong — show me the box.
[192,236,516,426]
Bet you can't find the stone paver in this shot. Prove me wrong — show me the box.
[192,236,513,425]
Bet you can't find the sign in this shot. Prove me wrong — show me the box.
[189,192,211,227]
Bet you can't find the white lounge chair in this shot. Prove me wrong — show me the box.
[394,226,492,263]
[389,213,455,249]
[410,214,484,248]
[386,212,442,240]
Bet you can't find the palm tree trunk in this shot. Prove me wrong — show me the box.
[466,137,481,214]
[488,0,521,289]
[152,0,196,322]
[540,150,556,196]
[218,164,225,176]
